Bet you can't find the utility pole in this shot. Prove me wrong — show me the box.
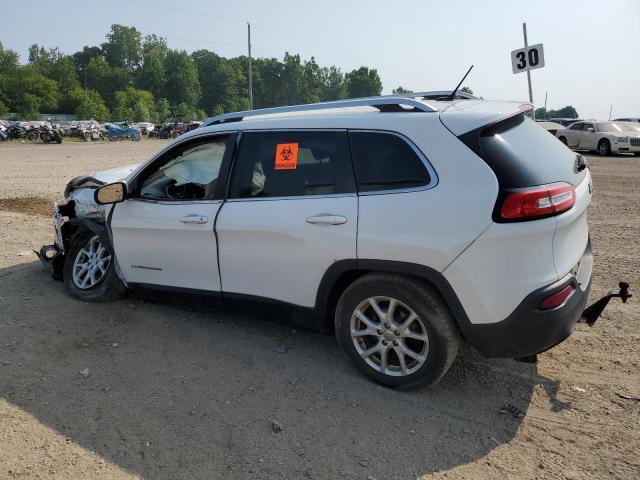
[609,105,613,120]
[522,22,533,105]
[543,91,548,119]
[248,22,254,110]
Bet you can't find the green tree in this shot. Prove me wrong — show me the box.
[16,93,41,120]
[85,57,129,108]
[154,97,171,122]
[173,102,198,122]
[137,34,168,97]
[345,66,382,98]
[0,42,20,106]
[132,102,150,122]
[102,24,142,71]
[322,66,347,101]
[5,66,58,112]
[534,107,547,119]
[0,99,8,116]
[392,86,413,94]
[112,87,155,121]
[162,50,200,108]
[75,88,110,121]
[545,106,578,119]
[460,86,474,95]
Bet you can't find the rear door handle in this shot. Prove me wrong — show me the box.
[306,214,347,225]
[179,214,209,224]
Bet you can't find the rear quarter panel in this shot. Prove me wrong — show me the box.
[357,115,498,271]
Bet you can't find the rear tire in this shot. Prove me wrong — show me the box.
[598,139,611,156]
[63,231,127,302]
[335,273,459,390]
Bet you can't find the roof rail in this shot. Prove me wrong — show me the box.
[203,95,437,126]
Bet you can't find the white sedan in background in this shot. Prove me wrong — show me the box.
[556,121,640,156]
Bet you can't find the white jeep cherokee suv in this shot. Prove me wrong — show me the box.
[40,94,593,390]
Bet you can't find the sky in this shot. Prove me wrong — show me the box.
[1,0,639,120]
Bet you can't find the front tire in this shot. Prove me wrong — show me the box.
[598,139,611,156]
[335,273,460,390]
[63,232,126,302]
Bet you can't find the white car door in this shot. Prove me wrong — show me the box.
[581,123,596,150]
[110,133,236,291]
[565,122,584,147]
[216,130,357,307]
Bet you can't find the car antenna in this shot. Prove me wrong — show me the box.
[442,65,474,101]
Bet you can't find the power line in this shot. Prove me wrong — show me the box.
[128,0,429,81]
[0,19,252,50]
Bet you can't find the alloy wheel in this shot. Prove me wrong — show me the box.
[72,235,112,290]
[350,296,429,376]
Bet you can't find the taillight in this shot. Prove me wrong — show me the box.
[538,284,575,310]
[500,183,576,221]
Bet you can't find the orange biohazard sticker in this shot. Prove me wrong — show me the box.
[275,143,299,170]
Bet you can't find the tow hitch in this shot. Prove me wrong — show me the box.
[581,282,632,326]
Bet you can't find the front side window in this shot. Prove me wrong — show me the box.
[139,138,228,200]
[229,131,354,199]
[349,131,430,192]
[569,123,584,131]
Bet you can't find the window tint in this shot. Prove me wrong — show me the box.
[139,138,228,200]
[569,123,583,131]
[229,131,354,198]
[349,132,430,192]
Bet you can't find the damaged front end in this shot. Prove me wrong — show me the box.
[37,176,109,280]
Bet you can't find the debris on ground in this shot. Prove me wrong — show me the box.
[499,404,525,418]
[616,392,640,401]
[571,386,587,393]
[79,368,90,377]
[271,419,283,433]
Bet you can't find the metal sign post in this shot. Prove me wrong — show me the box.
[248,22,254,110]
[510,24,545,111]
[523,23,533,104]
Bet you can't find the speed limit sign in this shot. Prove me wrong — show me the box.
[511,43,545,74]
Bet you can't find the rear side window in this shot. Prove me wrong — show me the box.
[460,114,586,189]
[349,132,430,192]
[229,131,354,198]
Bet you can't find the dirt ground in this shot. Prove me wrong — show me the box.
[0,140,638,480]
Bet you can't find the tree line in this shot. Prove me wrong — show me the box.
[0,24,385,122]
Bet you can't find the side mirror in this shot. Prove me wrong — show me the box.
[586,127,594,133]
[94,182,126,205]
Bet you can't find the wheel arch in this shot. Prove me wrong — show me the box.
[315,259,472,335]
[57,218,113,279]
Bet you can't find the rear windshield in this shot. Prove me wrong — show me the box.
[460,114,586,188]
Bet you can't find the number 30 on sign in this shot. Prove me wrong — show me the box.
[510,43,545,74]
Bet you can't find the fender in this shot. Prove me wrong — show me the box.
[315,259,473,334]
[60,216,128,287]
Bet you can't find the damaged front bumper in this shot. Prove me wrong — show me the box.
[36,202,65,277]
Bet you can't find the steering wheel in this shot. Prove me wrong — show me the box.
[165,180,205,200]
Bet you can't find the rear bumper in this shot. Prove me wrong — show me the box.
[461,238,592,358]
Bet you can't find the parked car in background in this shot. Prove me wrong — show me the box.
[536,121,564,136]
[135,122,155,135]
[556,121,640,156]
[105,123,141,141]
[547,118,582,127]
[614,117,640,123]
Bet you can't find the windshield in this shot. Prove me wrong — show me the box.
[596,123,627,132]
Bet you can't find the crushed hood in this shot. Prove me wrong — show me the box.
[92,163,141,184]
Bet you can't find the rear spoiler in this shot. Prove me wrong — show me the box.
[439,100,533,136]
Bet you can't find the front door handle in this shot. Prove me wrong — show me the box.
[179,214,208,224]
[306,214,347,225]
